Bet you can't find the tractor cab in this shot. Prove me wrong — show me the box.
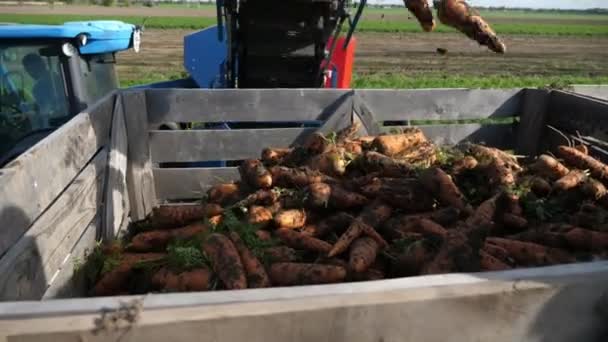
[0,20,140,167]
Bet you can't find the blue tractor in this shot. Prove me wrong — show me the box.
[0,20,141,166]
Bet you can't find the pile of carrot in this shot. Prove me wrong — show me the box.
[81,123,608,296]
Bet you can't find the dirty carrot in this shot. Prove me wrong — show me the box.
[207,182,243,205]
[420,167,471,214]
[201,233,248,289]
[349,237,380,273]
[557,145,608,183]
[371,128,427,156]
[239,159,273,189]
[274,209,307,229]
[128,223,209,252]
[275,228,332,254]
[92,253,166,296]
[150,203,223,228]
[228,232,271,288]
[151,266,213,292]
[553,170,586,191]
[269,263,347,286]
[531,154,570,180]
[479,250,512,271]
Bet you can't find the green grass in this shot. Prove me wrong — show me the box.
[2,13,607,36]
[352,73,608,89]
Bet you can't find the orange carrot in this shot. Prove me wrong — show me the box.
[308,182,368,209]
[410,218,449,239]
[301,212,354,237]
[201,233,247,289]
[479,250,512,271]
[207,182,243,205]
[269,263,347,286]
[228,232,271,288]
[248,205,274,227]
[269,166,334,188]
[128,223,209,252]
[501,213,528,230]
[531,154,570,180]
[553,170,586,191]
[452,156,479,175]
[405,0,436,31]
[420,167,471,214]
[261,147,293,165]
[349,237,380,273]
[264,246,298,263]
[150,203,223,228]
[574,144,589,155]
[465,193,499,227]
[275,228,332,254]
[307,150,347,177]
[393,240,436,276]
[371,128,427,156]
[581,178,607,200]
[303,132,330,155]
[93,253,166,296]
[239,159,273,189]
[274,209,307,229]
[557,145,608,183]
[485,237,574,266]
[151,266,212,292]
[421,230,477,274]
[563,227,608,252]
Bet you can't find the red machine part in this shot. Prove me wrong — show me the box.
[323,36,357,88]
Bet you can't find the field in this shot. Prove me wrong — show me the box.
[1,4,607,89]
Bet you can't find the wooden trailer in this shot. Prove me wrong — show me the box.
[0,87,607,342]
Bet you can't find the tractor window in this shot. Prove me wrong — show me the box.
[80,53,119,103]
[0,43,69,165]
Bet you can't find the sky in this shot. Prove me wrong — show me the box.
[368,0,608,10]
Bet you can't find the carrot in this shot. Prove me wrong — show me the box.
[557,145,608,183]
[359,221,389,248]
[501,213,528,230]
[239,159,273,189]
[354,267,385,281]
[360,177,435,212]
[208,215,223,226]
[92,253,166,296]
[248,205,274,227]
[261,147,293,165]
[452,156,479,175]
[329,200,392,257]
[531,154,570,180]
[405,0,436,31]
[335,121,362,145]
[307,150,347,177]
[274,209,307,229]
[553,170,586,191]
[465,193,499,227]
[420,167,471,214]
[264,246,298,263]
[393,141,437,167]
[151,266,212,292]
[371,128,427,156]
[201,233,247,289]
[482,241,511,263]
[269,166,334,188]
[207,182,243,205]
[269,263,347,286]
[393,240,436,276]
[149,203,223,228]
[128,223,209,252]
[410,218,449,239]
[523,176,552,197]
[343,140,363,155]
[275,228,332,254]
[421,230,478,274]
[235,189,280,208]
[581,178,607,200]
[228,232,271,288]
[574,144,589,155]
[479,250,512,271]
[303,132,330,155]
[563,227,608,252]
[470,144,520,185]
[301,212,354,237]
[356,151,413,177]
[255,229,272,241]
[485,237,574,266]
[349,237,380,273]
[308,182,368,209]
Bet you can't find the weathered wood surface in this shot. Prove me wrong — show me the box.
[380,124,515,149]
[516,89,551,157]
[42,216,99,300]
[546,90,608,141]
[103,98,129,240]
[357,88,523,121]
[146,88,353,126]
[122,91,157,221]
[0,149,107,301]
[149,128,317,163]
[571,85,608,101]
[0,261,607,342]
[0,92,114,257]
[153,167,239,201]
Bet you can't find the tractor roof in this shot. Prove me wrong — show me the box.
[0,20,138,54]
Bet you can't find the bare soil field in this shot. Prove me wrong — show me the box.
[116,29,608,85]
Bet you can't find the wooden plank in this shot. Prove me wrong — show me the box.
[42,216,99,300]
[515,89,550,157]
[1,262,608,342]
[149,128,317,163]
[571,85,608,101]
[0,92,114,257]
[356,88,523,121]
[381,124,515,149]
[102,97,129,241]
[546,90,608,141]
[122,90,157,221]
[154,167,240,201]
[352,93,383,136]
[146,88,353,126]
[0,149,107,301]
